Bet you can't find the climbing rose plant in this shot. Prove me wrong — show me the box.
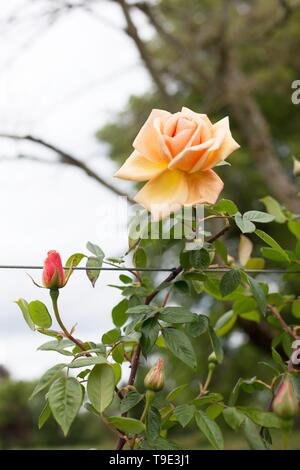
[16,108,300,450]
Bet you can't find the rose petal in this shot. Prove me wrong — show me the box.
[168,138,215,172]
[185,169,224,205]
[133,109,171,163]
[114,150,167,182]
[134,170,188,220]
[163,128,195,157]
[201,117,240,170]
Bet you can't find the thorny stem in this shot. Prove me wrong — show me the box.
[115,222,230,450]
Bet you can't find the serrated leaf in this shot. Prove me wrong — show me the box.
[48,377,82,436]
[67,356,107,368]
[195,410,224,450]
[38,401,52,429]
[220,269,242,297]
[146,406,161,441]
[223,407,245,430]
[162,328,197,369]
[87,364,115,413]
[167,384,188,402]
[30,363,65,399]
[120,391,144,414]
[108,416,145,434]
[102,328,121,345]
[158,307,196,324]
[173,404,195,427]
[189,249,211,269]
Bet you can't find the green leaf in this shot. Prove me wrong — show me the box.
[255,229,289,261]
[48,377,83,436]
[87,364,115,413]
[222,407,245,430]
[66,253,85,268]
[237,407,281,428]
[158,307,196,324]
[292,299,300,318]
[112,343,124,364]
[195,410,224,450]
[112,299,129,327]
[220,269,242,297]
[246,275,267,315]
[261,247,289,262]
[30,363,65,399]
[127,305,158,318]
[162,328,197,369]
[167,384,188,402]
[260,196,286,223]
[86,241,105,259]
[189,249,211,269]
[15,298,35,330]
[38,339,74,356]
[193,393,224,408]
[141,317,160,357]
[38,401,52,429]
[243,210,274,223]
[185,314,209,338]
[214,310,237,337]
[133,247,147,268]
[102,328,121,345]
[67,356,107,368]
[235,213,256,234]
[141,436,178,450]
[288,220,300,239]
[213,198,238,215]
[120,391,144,414]
[28,300,52,328]
[242,417,266,450]
[146,406,161,441]
[208,326,224,363]
[108,417,145,434]
[86,256,102,287]
[173,404,195,428]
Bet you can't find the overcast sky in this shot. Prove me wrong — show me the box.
[0,0,151,379]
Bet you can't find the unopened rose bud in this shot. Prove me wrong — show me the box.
[273,377,299,420]
[42,250,65,289]
[144,358,164,392]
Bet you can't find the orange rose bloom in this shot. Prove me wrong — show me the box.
[114,107,240,219]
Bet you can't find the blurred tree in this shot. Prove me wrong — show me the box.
[98,0,300,212]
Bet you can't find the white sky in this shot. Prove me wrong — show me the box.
[0,0,151,379]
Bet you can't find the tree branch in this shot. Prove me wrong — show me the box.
[0,132,134,203]
[113,0,175,110]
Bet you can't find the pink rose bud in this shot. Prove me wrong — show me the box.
[42,250,65,289]
[273,377,299,420]
[144,358,165,392]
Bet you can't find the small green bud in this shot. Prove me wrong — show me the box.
[144,358,164,392]
[273,376,299,420]
[208,352,218,365]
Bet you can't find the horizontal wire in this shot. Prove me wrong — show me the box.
[0,265,298,274]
